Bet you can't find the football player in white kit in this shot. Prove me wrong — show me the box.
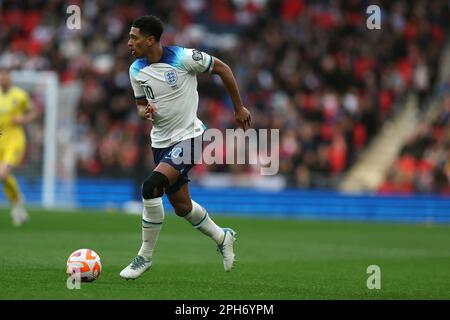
[120,15,251,279]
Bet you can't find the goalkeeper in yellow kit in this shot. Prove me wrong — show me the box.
[0,68,38,226]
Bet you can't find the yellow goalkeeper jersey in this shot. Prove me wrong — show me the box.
[0,86,30,139]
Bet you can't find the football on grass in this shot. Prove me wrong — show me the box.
[66,248,102,282]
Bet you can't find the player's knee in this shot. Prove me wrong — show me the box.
[173,201,193,216]
[142,171,170,199]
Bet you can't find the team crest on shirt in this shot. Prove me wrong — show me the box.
[192,49,203,62]
[165,70,178,86]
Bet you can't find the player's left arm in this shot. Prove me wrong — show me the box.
[13,108,38,125]
[12,92,39,125]
[210,57,251,131]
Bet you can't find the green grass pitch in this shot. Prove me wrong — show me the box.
[0,208,449,299]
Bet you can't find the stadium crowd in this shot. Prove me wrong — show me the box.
[0,0,449,190]
[378,88,450,195]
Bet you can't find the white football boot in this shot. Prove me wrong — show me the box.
[217,228,237,272]
[119,255,152,280]
[11,200,29,227]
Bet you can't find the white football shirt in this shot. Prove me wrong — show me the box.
[129,46,214,148]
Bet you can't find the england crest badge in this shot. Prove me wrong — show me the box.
[165,69,178,87]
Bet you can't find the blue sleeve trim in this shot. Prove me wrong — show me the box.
[130,58,149,78]
[204,55,213,73]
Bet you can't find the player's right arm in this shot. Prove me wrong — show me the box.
[130,63,156,121]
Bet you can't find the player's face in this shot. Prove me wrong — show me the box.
[128,27,154,58]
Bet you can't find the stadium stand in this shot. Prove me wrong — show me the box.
[378,88,450,195]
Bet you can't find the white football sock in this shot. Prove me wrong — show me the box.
[138,198,165,261]
[184,200,225,244]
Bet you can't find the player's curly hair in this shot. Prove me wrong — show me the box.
[132,15,164,42]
